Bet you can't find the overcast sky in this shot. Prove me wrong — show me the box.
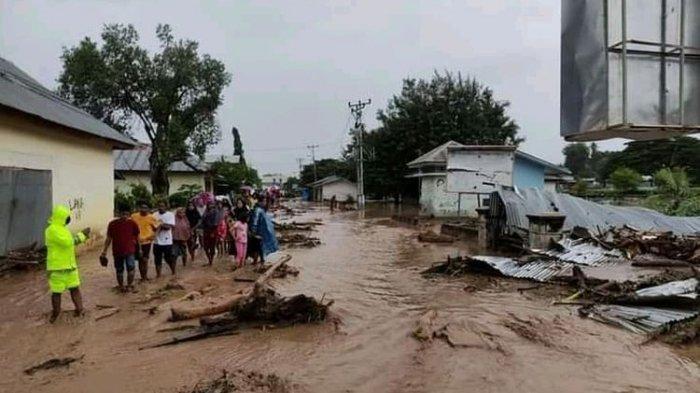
[0,0,627,175]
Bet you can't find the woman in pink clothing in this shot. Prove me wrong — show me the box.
[231,213,248,268]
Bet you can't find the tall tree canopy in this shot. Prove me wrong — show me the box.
[352,71,520,198]
[599,137,700,185]
[58,24,231,195]
[232,126,246,165]
[562,143,591,178]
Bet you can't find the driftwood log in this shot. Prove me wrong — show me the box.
[169,255,292,321]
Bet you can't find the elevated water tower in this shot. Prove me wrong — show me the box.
[562,0,700,141]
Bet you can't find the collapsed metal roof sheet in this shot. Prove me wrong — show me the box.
[635,278,699,300]
[469,256,572,282]
[0,57,135,147]
[544,238,623,266]
[493,188,700,236]
[114,146,209,173]
[585,305,699,334]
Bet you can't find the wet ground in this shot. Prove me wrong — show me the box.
[1,203,699,393]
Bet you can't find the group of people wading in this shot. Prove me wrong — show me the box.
[44,192,279,323]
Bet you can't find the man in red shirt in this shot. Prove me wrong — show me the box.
[101,205,140,292]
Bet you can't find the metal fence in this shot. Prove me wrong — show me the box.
[0,168,52,256]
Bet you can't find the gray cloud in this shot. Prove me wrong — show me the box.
[0,0,627,175]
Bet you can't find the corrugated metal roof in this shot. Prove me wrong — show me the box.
[406,141,464,168]
[308,175,354,188]
[114,146,208,173]
[635,278,698,300]
[406,141,569,176]
[469,255,573,282]
[544,238,623,266]
[0,56,135,147]
[493,187,700,236]
[585,305,699,334]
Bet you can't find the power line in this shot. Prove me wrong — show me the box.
[348,99,371,209]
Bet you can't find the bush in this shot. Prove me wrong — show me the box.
[609,167,642,193]
[114,189,134,213]
[168,183,203,208]
[569,179,588,196]
[676,197,700,216]
[129,183,155,206]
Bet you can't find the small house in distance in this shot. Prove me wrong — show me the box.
[407,141,571,217]
[0,56,136,255]
[114,145,212,195]
[308,175,357,202]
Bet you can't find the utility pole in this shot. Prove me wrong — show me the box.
[348,99,371,209]
[306,144,319,181]
[296,158,304,176]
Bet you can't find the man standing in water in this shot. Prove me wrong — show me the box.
[101,204,140,292]
[153,201,176,277]
[44,205,90,323]
[131,203,156,280]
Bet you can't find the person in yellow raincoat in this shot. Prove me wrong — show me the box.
[45,205,90,323]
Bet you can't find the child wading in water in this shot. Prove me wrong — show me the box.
[232,214,248,268]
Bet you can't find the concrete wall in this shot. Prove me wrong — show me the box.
[0,109,115,236]
[513,156,545,188]
[321,181,357,201]
[446,149,514,193]
[419,176,480,217]
[115,172,206,195]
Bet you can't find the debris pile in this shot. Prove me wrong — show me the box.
[274,221,322,232]
[417,230,454,243]
[145,255,333,348]
[228,288,331,325]
[277,233,321,248]
[1,242,46,273]
[184,369,291,393]
[596,226,699,262]
[254,263,299,279]
[423,227,700,340]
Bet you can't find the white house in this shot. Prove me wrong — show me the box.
[308,175,357,202]
[114,145,212,195]
[407,141,571,217]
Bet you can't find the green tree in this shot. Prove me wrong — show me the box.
[168,183,203,207]
[283,177,300,196]
[599,137,700,185]
[609,167,642,193]
[562,143,591,179]
[210,160,261,192]
[357,71,520,199]
[58,24,231,196]
[653,167,690,210]
[231,126,246,165]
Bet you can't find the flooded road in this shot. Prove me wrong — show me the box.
[1,204,698,392]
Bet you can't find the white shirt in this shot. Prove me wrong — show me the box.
[153,211,176,246]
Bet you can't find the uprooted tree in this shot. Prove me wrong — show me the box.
[58,24,231,196]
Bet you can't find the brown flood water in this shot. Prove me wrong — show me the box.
[0,203,698,393]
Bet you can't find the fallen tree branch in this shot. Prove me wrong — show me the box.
[24,355,84,375]
[95,307,120,321]
[170,255,292,321]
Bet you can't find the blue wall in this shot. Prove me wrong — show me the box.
[513,156,545,188]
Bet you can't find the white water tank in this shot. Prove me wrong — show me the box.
[561,0,700,141]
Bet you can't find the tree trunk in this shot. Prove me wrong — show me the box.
[169,254,292,321]
[150,147,170,197]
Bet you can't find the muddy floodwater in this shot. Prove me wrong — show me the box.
[1,204,698,392]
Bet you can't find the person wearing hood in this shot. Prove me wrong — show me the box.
[44,205,90,323]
